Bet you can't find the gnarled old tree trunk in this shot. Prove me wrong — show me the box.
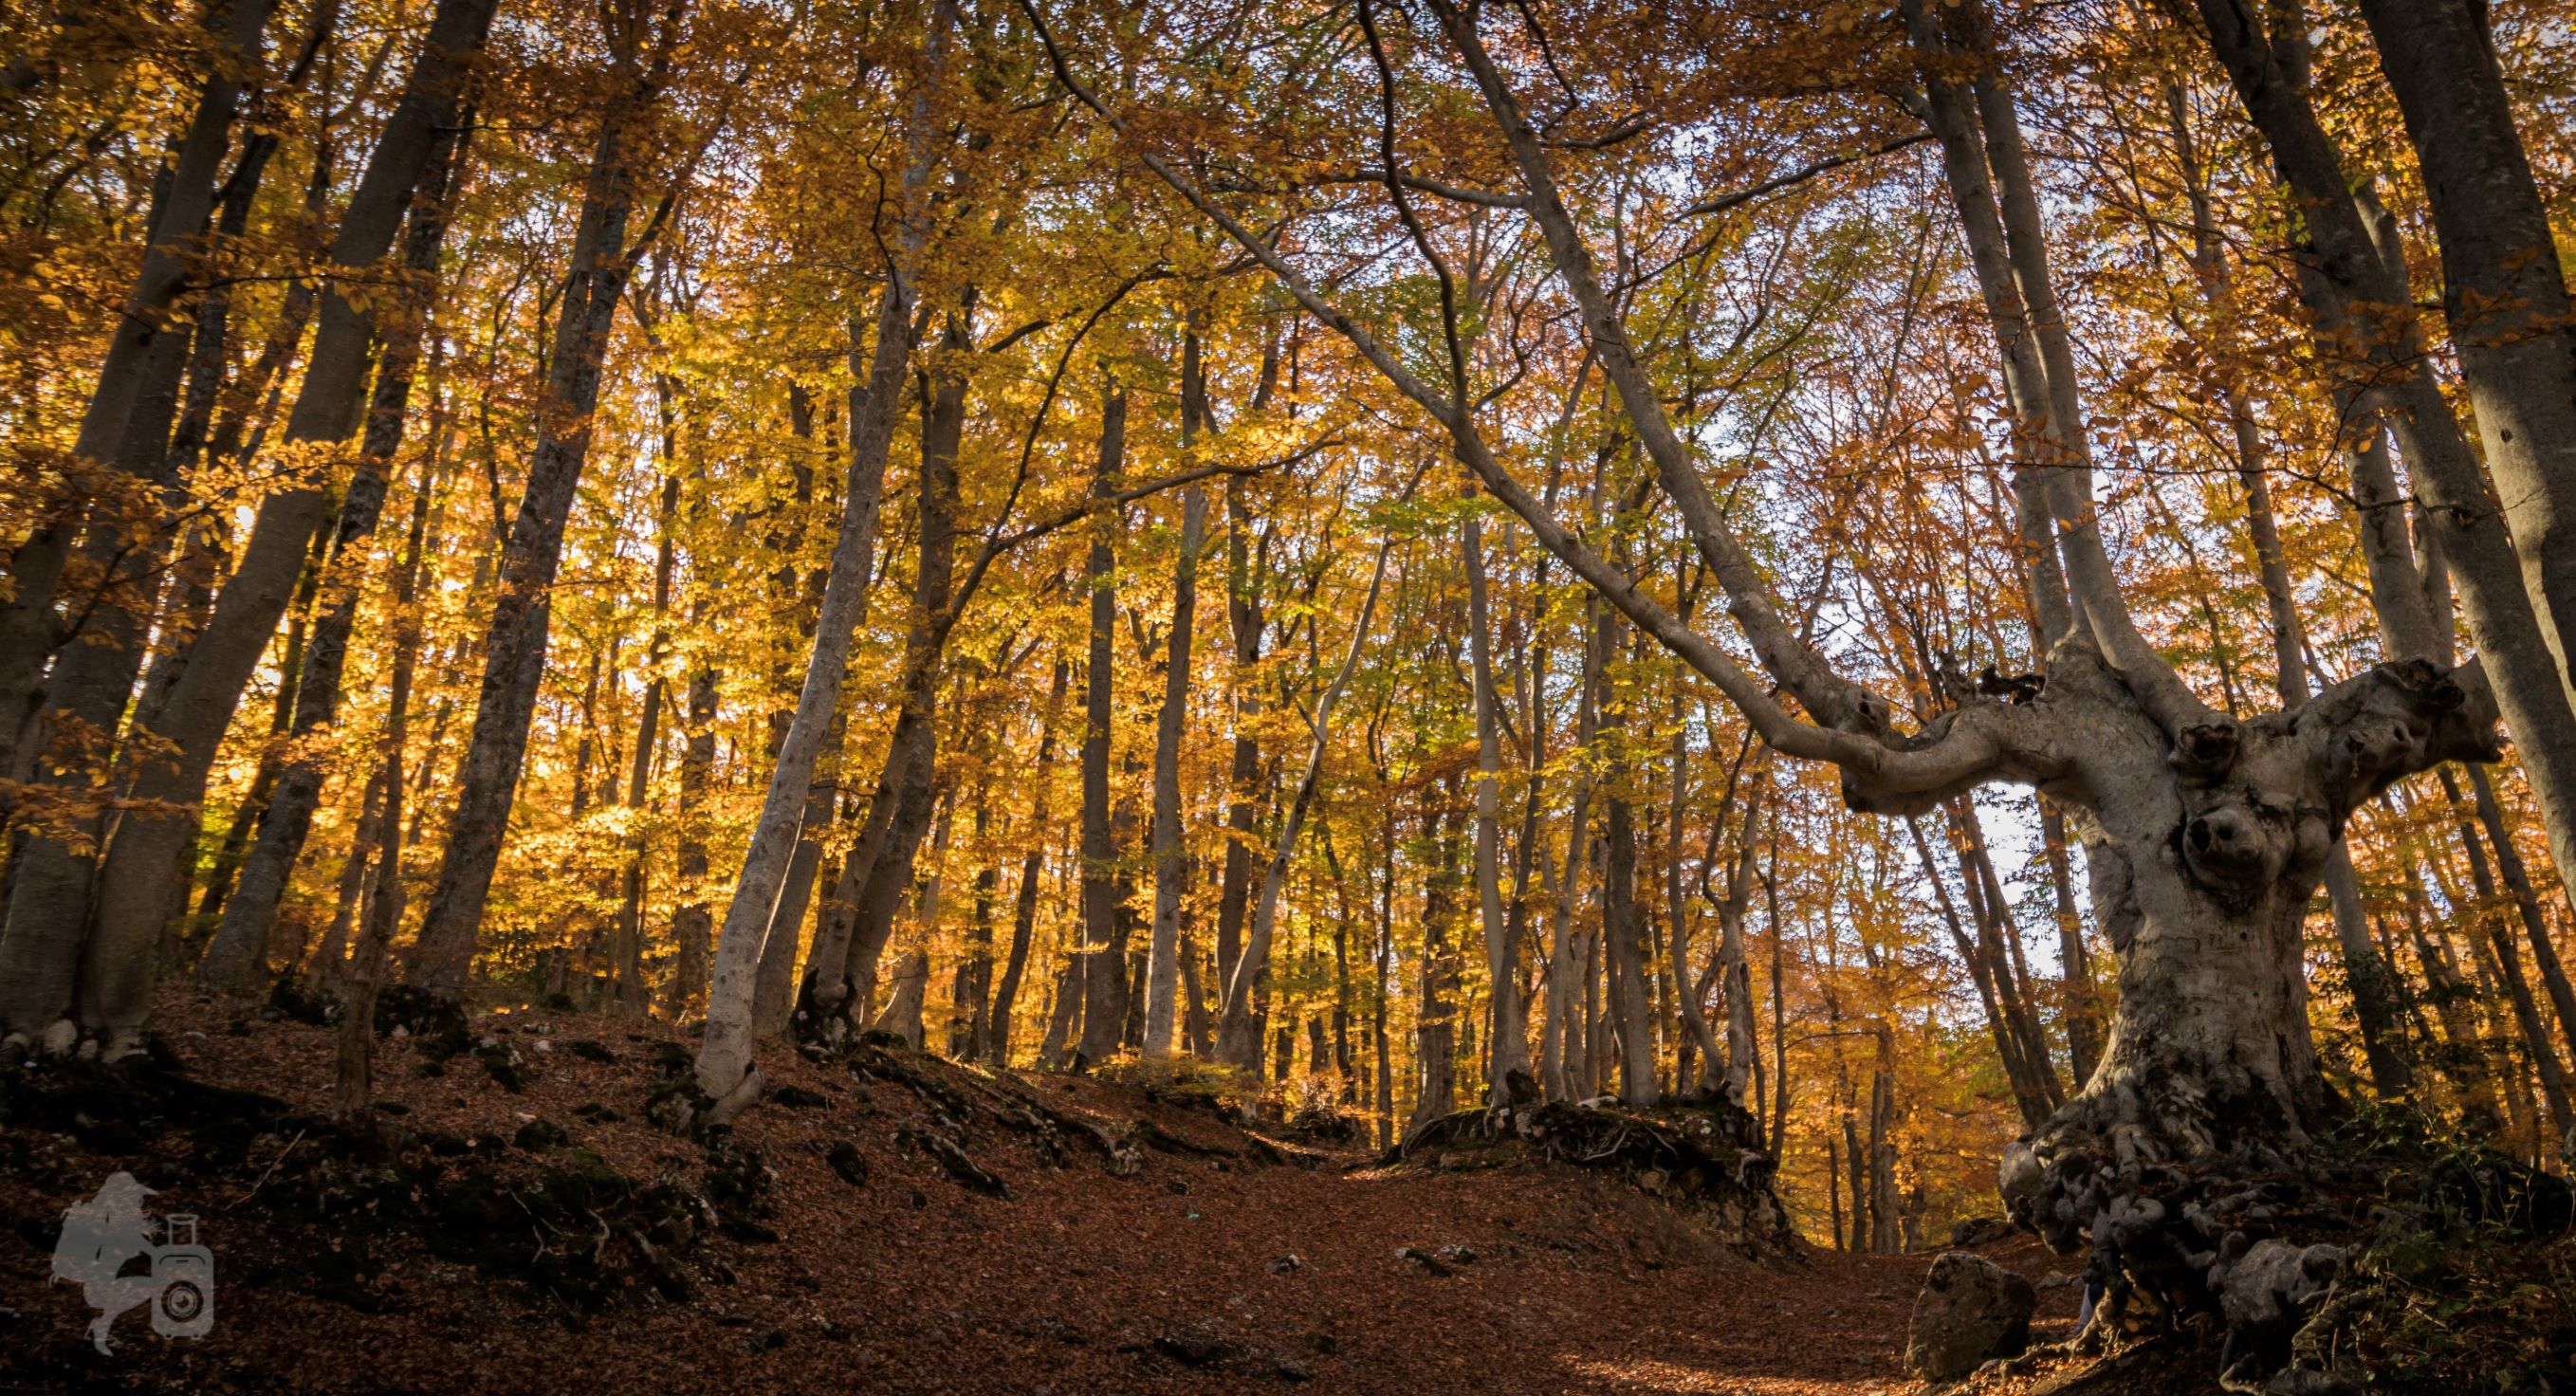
[1991,642,2497,1274]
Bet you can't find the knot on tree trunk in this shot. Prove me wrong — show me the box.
[2170,719,2242,781]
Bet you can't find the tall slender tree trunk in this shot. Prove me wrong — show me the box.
[1909,817,2052,1129]
[986,658,1067,1066]
[952,791,996,1057]
[201,114,471,991]
[2189,0,2576,960]
[1464,507,1530,1102]
[0,0,283,765]
[2467,768,2576,1089]
[1954,805,2063,1109]
[1602,786,1658,1107]
[334,342,449,1122]
[1764,847,1791,1158]
[1540,590,1609,1101]
[1075,383,1129,1067]
[750,389,835,1032]
[410,41,673,989]
[1215,531,1396,1070]
[1374,806,1396,1146]
[1215,480,1267,995]
[1408,792,1466,1130]
[2355,0,2576,699]
[1142,333,1206,1055]
[830,319,971,1026]
[692,0,954,1107]
[666,662,718,1021]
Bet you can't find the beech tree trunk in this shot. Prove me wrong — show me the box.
[0,0,282,768]
[2355,0,2576,700]
[1539,588,1608,1101]
[408,39,674,989]
[1,0,502,1053]
[1141,333,1207,1055]
[1602,788,1658,1107]
[1213,531,1394,1070]
[1408,793,1465,1130]
[1463,507,1531,1102]
[199,114,470,993]
[830,320,970,1026]
[986,659,1068,1066]
[667,659,718,1020]
[951,793,997,1057]
[750,388,835,1033]
[2162,81,2415,1094]
[1997,644,2499,1256]
[1214,478,1267,995]
[1075,382,1128,1067]
[2190,0,2576,948]
[692,0,952,1106]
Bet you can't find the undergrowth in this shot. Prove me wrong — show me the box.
[1092,1054,1254,1112]
[2300,1105,2576,1394]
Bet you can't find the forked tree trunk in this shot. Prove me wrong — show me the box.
[1998,641,2498,1266]
[1213,531,1394,1070]
[2162,80,2415,1094]
[828,325,970,1030]
[869,947,929,1050]
[693,4,953,1108]
[749,388,835,1032]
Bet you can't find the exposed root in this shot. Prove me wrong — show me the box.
[1394,1095,1792,1258]
[1999,1097,2576,1394]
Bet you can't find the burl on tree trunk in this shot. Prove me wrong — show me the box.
[1974,637,2497,1330]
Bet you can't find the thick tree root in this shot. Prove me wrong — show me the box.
[1395,1095,1793,1258]
[2001,1103,2572,1393]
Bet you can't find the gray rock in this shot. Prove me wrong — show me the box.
[1905,1250,2035,1381]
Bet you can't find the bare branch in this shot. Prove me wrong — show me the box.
[1682,132,1935,218]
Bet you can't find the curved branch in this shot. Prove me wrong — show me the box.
[1423,0,1897,742]
[1016,0,2041,811]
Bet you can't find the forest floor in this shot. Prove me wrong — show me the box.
[1,990,2091,1395]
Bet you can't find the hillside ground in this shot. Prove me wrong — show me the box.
[1,991,2085,1395]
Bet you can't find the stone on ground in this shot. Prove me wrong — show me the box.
[1905,1249,2035,1381]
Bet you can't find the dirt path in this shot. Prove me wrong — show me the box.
[1,999,2078,1394]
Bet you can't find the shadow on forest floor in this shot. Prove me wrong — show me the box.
[0,988,2082,1394]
